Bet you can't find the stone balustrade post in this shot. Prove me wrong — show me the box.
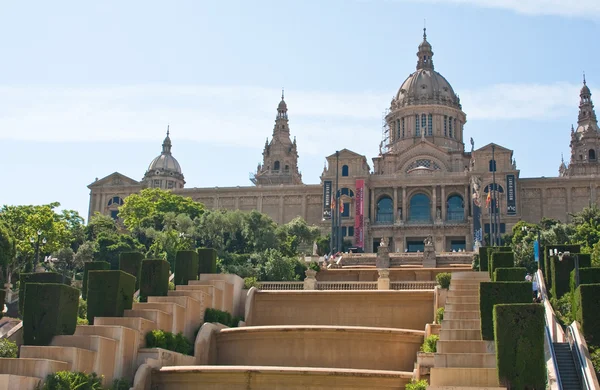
[377,268,390,290]
[376,244,390,269]
[304,269,317,290]
[3,283,11,303]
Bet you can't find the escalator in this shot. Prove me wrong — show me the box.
[553,342,583,390]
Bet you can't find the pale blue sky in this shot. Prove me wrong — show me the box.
[0,0,599,220]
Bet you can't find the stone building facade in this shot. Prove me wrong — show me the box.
[88,30,600,253]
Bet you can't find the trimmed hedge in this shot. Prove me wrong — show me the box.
[481,246,511,272]
[82,261,110,300]
[480,282,531,340]
[543,244,581,287]
[87,270,135,325]
[478,246,489,271]
[435,272,451,289]
[574,284,600,345]
[204,308,243,327]
[489,251,514,279]
[23,283,79,345]
[198,248,217,275]
[140,259,170,302]
[145,329,194,356]
[551,253,591,299]
[571,267,600,293]
[494,303,545,390]
[0,290,5,320]
[119,252,143,290]
[494,267,527,282]
[174,250,199,286]
[19,272,64,315]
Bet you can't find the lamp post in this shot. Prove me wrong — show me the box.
[334,151,340,253]
[558,250,579,288]
[29,230,47,272]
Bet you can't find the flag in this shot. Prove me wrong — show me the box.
[486,189,491,208]
[331,194,336,211]
[340,201,344,214]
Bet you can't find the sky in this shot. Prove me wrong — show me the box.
[0,0,599,221]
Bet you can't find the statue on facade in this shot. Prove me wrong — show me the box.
[380,237,388,247]
[471,176,482,207]
[436,207,441,220]
[423,235,433,247]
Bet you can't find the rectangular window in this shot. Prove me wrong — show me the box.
[449,116,453,138]
[349,226,355,236]
[110,210,119,220]
[402,117,405,138]
[153,180,161,188]
[415,114,419,136]
[342,226,347,237]
[341,203,350,218]
[396,119,401,139]
[427,114,433,136]
[444,115,447,136]
[421,114,426,130]
[167,181,174,189]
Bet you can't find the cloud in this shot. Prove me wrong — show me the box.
[0,81,582,158]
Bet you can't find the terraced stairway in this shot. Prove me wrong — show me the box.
[428,272,507,390]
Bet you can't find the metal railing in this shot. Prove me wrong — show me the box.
[257,281,304,291]
[255,281,437,291]
[546,325,563,390]
[317,281,377,290]
[566,323,599,390]
[390,281,437,290]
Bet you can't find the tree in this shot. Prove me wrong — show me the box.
[259,249,301,281]
[276,217,320,256]
[0,222,15,284]
[95,232,143,270]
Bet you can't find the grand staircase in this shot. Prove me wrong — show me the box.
[428,272,507,390]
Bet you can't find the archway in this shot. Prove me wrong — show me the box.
[409,193,430,221]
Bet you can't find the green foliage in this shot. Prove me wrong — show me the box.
[95,233,143,270]
[0,221,15,279]
[110,378,131,390]
[23,283,79,345]
[145,329,193,355]
[140,259,170,302]
[262,248,301,281]
[86,270,135,325]
[420,334,439,353]
[435,272,451,289]
[479,282,531,340]
[588,345,600,380]
[315,234,330,256]
[38,371,102,390]
[405,379,428,390]
[489,251,514,279]
[551,291,574,326]
[471,253,479,271]
[174,250,199,285]
[276,217,320,256]
[543,245,581,292]
[478,246,490,271]
[0,338,18,358]
[436,307,444,323]
[494,267,527,282]
[494,303,545,390]
[82,261,110,300]
[197,248,217,274]
[204,308,242,327]
[574,284,600,345]
[77,317,89,325]
[571,267,600,293]
[78,297,87,319]
[168,281,175,291]
[244,276,259,289]
[19,272,65,315]
[119,252,143,290]
[551,253,590,299]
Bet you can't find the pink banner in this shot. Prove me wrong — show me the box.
[354,179,365,249]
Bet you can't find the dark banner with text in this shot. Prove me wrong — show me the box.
[323,180,332,219]
[506,174,517,216]
[354,179,365,249]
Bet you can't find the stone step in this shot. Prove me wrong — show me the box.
[443,311,481,320]
[446,296,479,304]
[451,272,490,281]
[450,285,480,292]
[132,302,185,335]
[439,329,482,341]
[430,368,500,387]
[434,353,496,368]
[0,374,42,390]
[0,358,68,380]
[20,346,95,373]
[177,284,222,310]
[437,340,494,354]
[168,290,211,308]
[74,325,138,379]
[51,335,117,384]
[189,280,224,290]
[445,303,480,312]
[149,295,205,340]
[448,290,479,297]
[441,319,481,330]
[94,317,157,348]
[428,386,506,390]
[124,309,173,333]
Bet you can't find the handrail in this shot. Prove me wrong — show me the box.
[567,323,600,390]
[546,325,563,390]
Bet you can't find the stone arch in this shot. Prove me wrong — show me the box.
[408,192,431,222]
[446,193,464,221]
[376,195,393,224]
[589,149,596,161]
[398,152,450,174]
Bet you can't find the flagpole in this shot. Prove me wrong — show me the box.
[335,151,340,253]
[488,184,493,246]
[492,145,498,245]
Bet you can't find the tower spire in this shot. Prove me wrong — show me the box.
[162,126,172,154]
[578,75,597,126]
[416,28,434,71]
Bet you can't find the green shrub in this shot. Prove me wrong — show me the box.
[494,303,545,390]
[551,291,575,327]
[168,281,175,291]
[145,329,193,355]
[111,378,131,390]
[479,282,531,340]
[77,317,89,325]
[435,272,451,289]
[174,250,199,286]
[139,259,170,302]
[119,252,143,290]
[472,253,480,271]
[420,334,439,353]
[494,267,527,282]
[244,276,259,289]
[38,371,102,390]
[478,247,489,271]
[87,270,135,325]
[204,308,242,327]
[0,290,5,320]
[551,253,590,299]
[436,307,444,323]
[405,379,428,390]
[571,267,600,295]
[23,283,79,346]
[0,338,18,358]
[78,297,87,319]
[198,248,217,275]
[82,261,110,300]
[19,272,64,315]
[574,284,600,345]
[489,251,514,279]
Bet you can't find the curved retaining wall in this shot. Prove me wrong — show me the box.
[214,325,423,372]
[245,290,434,330]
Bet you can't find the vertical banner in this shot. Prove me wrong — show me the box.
[471,177,483,250]
[506,174,517,216]
[354,179,365,249]
[323,181,332,219]
[534,240,539,262]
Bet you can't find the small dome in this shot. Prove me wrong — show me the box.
[278,99,287,111]
[581,83,591,96]
[395,69,460,109]
[147,153,182,174]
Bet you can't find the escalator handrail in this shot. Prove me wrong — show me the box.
[546,324,564,390]
[567,323,600,390]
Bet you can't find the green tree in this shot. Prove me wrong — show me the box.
[0,222,15,284]
[95,232,143,270]
[260,249,301,281]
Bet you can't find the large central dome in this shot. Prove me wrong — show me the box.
[393,30,461,110]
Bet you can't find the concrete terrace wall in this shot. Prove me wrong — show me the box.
[316,268,464,282]
[246,290,434,330]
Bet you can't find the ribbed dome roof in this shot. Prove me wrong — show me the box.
[146,130,182,174]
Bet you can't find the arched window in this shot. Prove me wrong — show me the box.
[409,194,430,221]
[396,119,401,139]
[489,159,497,172]
[443,115,447,136]
[342,165,349,176]
[449,117,453,138]
[447,195,464,221]
[107,196,124,206]
[376,196,393,224]
[415,114,420,137]
[427,114,433,136]
[273,161,280,171]
[340,188,354,197]
[402,117,405,138]
[589,149,596,161]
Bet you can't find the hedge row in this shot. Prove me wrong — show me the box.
[145,329,194,356]
[570,267,600,293]
[573,284,600,346]
[119,252,143,291]
[479,246,511,272]
[87,270,135,325]
[82,261,110,300]
[489,252,514,279]
[494,267,527,282]
[494,303,545,389]
[198,248,217,275]
[174,251,199,286]
[23,283,79,345]
[140,259,170,302]
[542,244,581,287]
[550,253,591,299]
[19,272,64,315]
[204,308,243,328]
[480,282,531,340]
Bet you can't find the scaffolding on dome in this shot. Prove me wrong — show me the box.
[380,108,390,155]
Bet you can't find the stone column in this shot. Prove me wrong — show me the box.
[377,268,390,290]
[302,195,307,220]
[393,187,398,223]
[441,185,446,221]
[402,187,407,222]
[464,185,469,220]
[279,196,284,224]
[423,237,436,268]
[431,185,437,221]
[304,269,317,290]
[370,188,376,223]
[376,243,390,268]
